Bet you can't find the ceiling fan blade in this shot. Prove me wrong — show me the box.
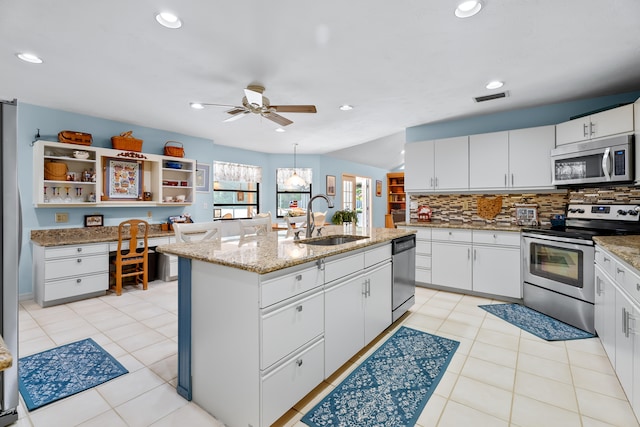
[223,111,250,123]
[199,103,242,108]
[263,111,293,126]
[226,107,247,115]
[244,88,263,107]
[271,105,317,113]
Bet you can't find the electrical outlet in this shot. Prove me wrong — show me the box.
[462,201,469,211]
[55,212,69,223]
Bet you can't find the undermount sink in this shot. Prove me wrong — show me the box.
[302,235,368,246]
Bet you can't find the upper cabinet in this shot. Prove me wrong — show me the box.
[404,136,468,193]
[468,126,556,191]
[556,103,634,146]
[34,140,196,207]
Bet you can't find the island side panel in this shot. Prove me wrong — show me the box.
[190,259,261,427]
[177,257,192,400]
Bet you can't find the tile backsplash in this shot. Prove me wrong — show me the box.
[408,186,639,226]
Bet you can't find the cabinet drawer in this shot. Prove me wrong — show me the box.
[472,230,520,247]
[595,248,617,277]
[261,339,324,427]
[325,252,365,283]
[416,254,431,269]
[432,228,472,243]
[364,244,391,268]
[45,273,108,301]
[261,265,323,308]
[44,243,108,259]
[109,236,170,252]
[416,267,431,284]
[415,228,431,240]
[45,254,108,280]
[416,240,431,255]
[261,290,324,369]
[616,262,640,305]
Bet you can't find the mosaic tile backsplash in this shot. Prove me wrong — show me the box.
[408,186,640,226]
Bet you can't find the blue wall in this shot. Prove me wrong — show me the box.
[406,90,640,142]
[17,103,389,296]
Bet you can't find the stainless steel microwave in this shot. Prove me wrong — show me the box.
[550,135,634,186]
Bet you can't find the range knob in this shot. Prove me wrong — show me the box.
[568,208,578,213]
[629,210,639,216]
[618,209,628,216]
[577,209,585,214]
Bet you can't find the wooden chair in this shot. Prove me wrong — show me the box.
[173,222,222,243]
[111,219,149,296]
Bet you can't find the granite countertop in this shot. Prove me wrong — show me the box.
[156,225,414,274]
[593,235,640,271]
[396,221,523,232]
[0,335,12,372]
[31,225,175,246]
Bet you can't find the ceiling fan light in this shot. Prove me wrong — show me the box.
[455,0,483,18]
[190,102,205,109]
[156,12,182,29]
[486,80,504,89]
[275,128,286,133]
[17,52,43,64]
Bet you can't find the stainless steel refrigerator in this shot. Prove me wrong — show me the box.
[1,99,19,426]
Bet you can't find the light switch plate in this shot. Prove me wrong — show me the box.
[55,212,69,223]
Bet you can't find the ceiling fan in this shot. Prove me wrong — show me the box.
[195,85,317,127]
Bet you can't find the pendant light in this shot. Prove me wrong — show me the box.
[284,143,307,188]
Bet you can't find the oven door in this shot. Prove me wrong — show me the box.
[522,233,595,303]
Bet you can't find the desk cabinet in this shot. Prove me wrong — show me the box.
[33,243,109,307]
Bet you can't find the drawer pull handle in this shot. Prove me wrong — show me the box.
[617,268,625,275]
[76,278,82,283]
[77,259,82,263]
[77,247,82,252]
[296,305,303,312]
[636,283,640,292]
[295,274,302,281]
[296,359,303,367]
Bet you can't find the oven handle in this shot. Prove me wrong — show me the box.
[602,147,612,181]
[521,232,594,247]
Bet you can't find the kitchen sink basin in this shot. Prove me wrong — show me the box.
[303,235,368,246]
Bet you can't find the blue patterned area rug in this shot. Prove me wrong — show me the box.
[19,338,128,411]
[302,326,459,427]
[479,303,595,341]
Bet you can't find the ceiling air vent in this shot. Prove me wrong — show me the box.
[473,91,509,103]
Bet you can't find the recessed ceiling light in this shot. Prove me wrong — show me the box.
[401,150,405,155]
[16,52,43,64]
[275,128,286,133]
[486,80,504,90]
[455,0,483,18]
[339,104,353,111]
[155,12,182,29]
[190,102,205,110]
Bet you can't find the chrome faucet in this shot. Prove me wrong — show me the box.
[306,194,334,238]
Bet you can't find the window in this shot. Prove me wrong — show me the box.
[213,162,262,219]
[276,168,312,218]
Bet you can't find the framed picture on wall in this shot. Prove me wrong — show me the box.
[326,175,336,196]
[103,158,143,200]
[84,214,104,227]
[376,180,382,197]
[196,163,211,193]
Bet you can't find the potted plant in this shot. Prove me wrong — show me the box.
[331,209,358,225]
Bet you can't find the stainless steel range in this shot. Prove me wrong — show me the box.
[522,203,640,334]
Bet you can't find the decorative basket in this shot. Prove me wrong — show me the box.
[111,131,143,152]
[44,161,68,181]
[164,141,184,157]
[58,130,93,146]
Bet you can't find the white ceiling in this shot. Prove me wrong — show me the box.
[2,0,640,171]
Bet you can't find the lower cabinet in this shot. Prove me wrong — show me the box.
[432,241,472,290]
[594,245,640,421]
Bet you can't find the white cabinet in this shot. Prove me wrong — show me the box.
[160,159,195,205]
[363,262,392,343]
[469,131,509,190]
[404,136,469,192]
[594,264,616,362]
[33,243,109,307]
[469,126,556,190]
[431,229,473,291]
[556,103,634,146]
[472,231,521,298]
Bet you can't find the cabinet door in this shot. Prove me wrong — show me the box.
[431,242,472,291]
[615,289,635,400]
[404,140,434,192]
[556,116,591,145]
[472,246,521,298]
[363,262,392,344]
[324,273,365,377]
[434,136,468,191]
[508,125,556,189]
[469,131,509,190]
[595,265,616,363]
[591,103,634,140]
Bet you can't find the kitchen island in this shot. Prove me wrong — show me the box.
[156,225,414,427]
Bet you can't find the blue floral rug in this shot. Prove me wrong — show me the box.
[19,338,128,411]
[301,326,459,427]
[479,303,595,341]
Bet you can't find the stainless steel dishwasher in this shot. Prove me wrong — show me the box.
[392,234,416,322]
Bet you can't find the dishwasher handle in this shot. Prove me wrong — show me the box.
[392,234,416,255]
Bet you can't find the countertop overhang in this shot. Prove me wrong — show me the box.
[593,235,640,271]
[156,226,414,274]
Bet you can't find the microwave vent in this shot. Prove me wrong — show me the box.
[474,91,509,103]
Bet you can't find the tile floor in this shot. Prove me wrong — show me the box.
[16,282,640,427]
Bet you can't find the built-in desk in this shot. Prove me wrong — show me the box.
[30,225,177,307]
